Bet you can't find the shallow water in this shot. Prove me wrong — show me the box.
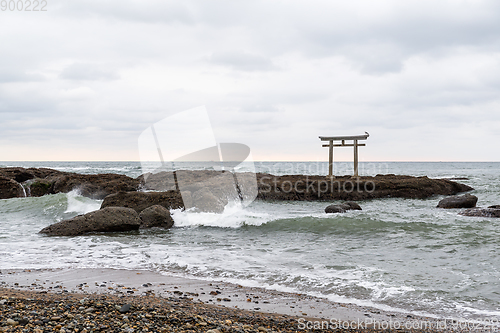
[0,161,499,319]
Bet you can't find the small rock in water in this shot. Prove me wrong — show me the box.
[460,208,500,218]
[119,304,131,313]
[325,201,362,213]
[437,194,478,209]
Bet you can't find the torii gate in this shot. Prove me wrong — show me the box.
[319,132,369,178]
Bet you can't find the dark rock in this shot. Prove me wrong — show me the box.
[325,201,362,213]
[119,304,131,313]
[488,205,500,209]
[1,167,475,203]
[39,207,141,236]
[0,176,25,199]
[0,167,140,199]
[459,208,500,218]
[25,178,53,197]
[437,194,478,209]
[0,167,36,183]
[101,191,184,213]
[18,318,29,326]
[344,201,362,210]
[51,173,140,199]
[256,174,473,201]
[139,205,174,229]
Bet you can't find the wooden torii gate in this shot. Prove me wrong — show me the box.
[319,132,369,178]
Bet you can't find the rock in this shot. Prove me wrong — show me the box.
[138,171,177,191]
[325,201,362,213]
[119,304,131,313]
[101,191,184,213]
[437,194,478,209]
[488,205,500,209]
[139,205,174,229]
[39,207,141,236]
[140,169,254,212]
[0,167,140,199]
[192,187,225,213]
[0,176,25,199]
[51,173,140,199]
[0,167,37,183]
[256,173,474,201]
[344,201,362,210]
[24,178,52,197]
[6,318,18,326]
[459,208,500,218]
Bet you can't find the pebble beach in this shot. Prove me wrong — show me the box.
[1,268,492,332]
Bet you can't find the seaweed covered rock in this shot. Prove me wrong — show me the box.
[459,208,500,218]
[437,194,478,209]
[39,207,141,236]
[139,205,174,229]
[325,201,362,213]
[101,191,184,213]
[0,176,25,199]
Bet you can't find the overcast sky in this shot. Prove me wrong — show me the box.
[1,0,499,162]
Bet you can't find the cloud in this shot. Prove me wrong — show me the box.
[208,52,278,72]
[0,0,499,161]
[60,63,120,81]
[0,69,45,83]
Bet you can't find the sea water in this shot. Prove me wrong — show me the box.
[0,161,499,320]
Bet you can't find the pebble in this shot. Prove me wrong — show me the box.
[0,288,449,333]
[6,318,18,326]
[119,303,131,313]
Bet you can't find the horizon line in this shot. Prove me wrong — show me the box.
[1,160,500,163]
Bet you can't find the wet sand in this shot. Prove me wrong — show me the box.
[1,268,490,332]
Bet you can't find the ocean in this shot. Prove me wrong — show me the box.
[0,161,499,320]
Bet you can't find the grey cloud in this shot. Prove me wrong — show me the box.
[57,0,195,25]
[0,69,45,83]
[60,63,120,81]
[240,105,282,113]
[208,52,278,72]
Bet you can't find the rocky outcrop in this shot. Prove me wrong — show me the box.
[101,191,184,213]
[139,170,256,213]
[0,167,68,182]
[437,194,478,209]
[1,167,474,202]
[139,205,174,229]
[39,207,141,236]
[0,167,140,199]
[0,176,25,199]
[50,174,140,199]
[256,174,473,201]
[459,208,500,218]
[488,205,500,209]
[325,202,362,213]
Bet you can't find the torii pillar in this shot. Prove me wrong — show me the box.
[319,132,369,178]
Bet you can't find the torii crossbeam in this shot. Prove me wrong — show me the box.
[319,132,369,178]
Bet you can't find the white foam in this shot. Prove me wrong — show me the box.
[64,190,101,214]
[171,201,272,228]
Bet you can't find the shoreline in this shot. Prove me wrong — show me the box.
[1,268,492,332]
